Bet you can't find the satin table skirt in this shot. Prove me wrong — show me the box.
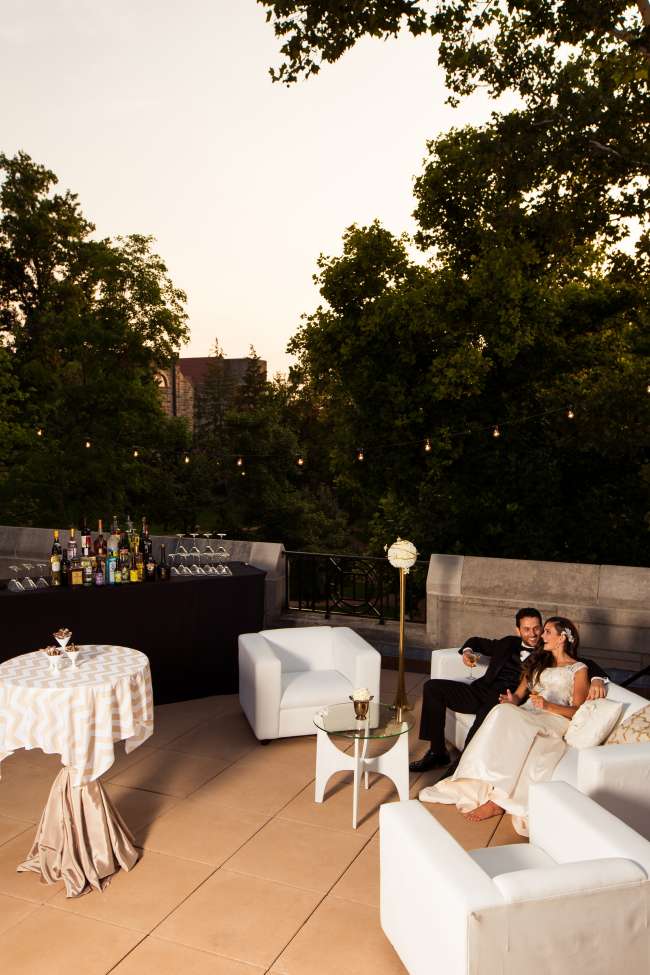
[17,767,140,897]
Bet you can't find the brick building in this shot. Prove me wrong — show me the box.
[156,356,266,431]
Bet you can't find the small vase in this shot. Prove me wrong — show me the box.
[350,695,373,720]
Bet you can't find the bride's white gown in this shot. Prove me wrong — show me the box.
[419,661,586,835]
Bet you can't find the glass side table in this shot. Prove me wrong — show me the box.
[313,701,414,829]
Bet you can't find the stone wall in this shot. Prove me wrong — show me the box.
[426,554,650,673]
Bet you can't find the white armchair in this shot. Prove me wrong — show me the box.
[380,781,650,975]
[238,625,381,740]
[429,647,650,837]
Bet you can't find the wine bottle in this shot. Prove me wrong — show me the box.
[50,529,62,586]
[157,543,170,581]
[60,549,70,587]
[81,520,92,557]
[94,519,106,557]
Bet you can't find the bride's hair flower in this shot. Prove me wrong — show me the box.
[561,627,575,644]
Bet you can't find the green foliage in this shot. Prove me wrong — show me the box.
[0,151,190,528]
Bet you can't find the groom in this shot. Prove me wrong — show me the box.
[409,607,609,774]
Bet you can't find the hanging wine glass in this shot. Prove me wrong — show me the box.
[21,564,37,590]
[36,563,49,588]
[8,565,25,593]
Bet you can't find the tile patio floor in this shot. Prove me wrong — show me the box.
[0,669,525,974]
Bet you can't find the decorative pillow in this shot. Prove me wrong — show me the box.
[606,703,650,745]
[564,699,624,749]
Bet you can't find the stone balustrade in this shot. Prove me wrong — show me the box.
[426,554,650,673]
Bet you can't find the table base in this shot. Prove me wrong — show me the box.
[315,727,410,828]
[17,768,140,897]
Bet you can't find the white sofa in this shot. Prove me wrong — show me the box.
[238,625,381,740]
[430,647,650,837]
[381,781,650,975]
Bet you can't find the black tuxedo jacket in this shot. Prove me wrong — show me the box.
[460,634,609,692]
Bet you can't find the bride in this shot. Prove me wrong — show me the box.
[419,616,589,835]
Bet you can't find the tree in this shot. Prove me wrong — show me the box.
[262,3,650,244]
[0,152,189,526]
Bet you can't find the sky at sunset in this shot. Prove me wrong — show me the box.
[2,1,504,374]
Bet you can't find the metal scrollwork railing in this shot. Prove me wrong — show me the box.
[284,551,427,624]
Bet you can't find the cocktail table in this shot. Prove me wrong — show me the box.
[313,701,414,828]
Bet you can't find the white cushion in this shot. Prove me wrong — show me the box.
[565,698,624,749]
[280,669,351,709]
[262,626,334,670]
[493,857,646,904]
[469,843,555,879]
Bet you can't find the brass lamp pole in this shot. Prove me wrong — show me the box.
[385,538,417,713]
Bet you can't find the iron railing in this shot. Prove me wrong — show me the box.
[284,551,427,624]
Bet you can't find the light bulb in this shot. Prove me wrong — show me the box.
[184,454,190,464]
[85,439,92,449]
[36,427,43,437]
[492,426,500,439]
[133,449,139,457]
[424,438,432,452]
[356,448,364,462]
[297,456,304,467]
[567,408,575,420]
[236,456,243,467]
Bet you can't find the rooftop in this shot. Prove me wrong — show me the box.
[0,668,524,975]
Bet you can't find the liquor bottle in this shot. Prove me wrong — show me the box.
[94,519,107,558]
[120,553,130,583]
[156,543,170,581]
[70,556,84,587]
[60,549,70,587]
[108,516,120,558]
[50,529,62,586]
[67,527,77,561]
[105,551,116,585]
[94,559,105,586]
[82,556,93,586]
[129,552,139,583]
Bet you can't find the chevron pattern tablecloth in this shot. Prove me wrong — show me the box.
[0,644,153,786]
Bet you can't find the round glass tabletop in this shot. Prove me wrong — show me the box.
[313,701,414,740]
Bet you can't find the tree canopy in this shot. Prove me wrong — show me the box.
[0,151,190,526]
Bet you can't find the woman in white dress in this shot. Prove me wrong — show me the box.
[419,616,589,835]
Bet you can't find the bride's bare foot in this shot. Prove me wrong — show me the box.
[464,800,504,822]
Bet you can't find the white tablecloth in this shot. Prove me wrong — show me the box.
[0,644,153,787]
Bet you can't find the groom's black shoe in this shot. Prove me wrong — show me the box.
[409,750,451,773]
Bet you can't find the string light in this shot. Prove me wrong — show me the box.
[424,438,432,452]
[36,427,43,437]
[184,454,190,464]
[241,470,246,477]
[133,449,139,458]
[296,456,305,467]
[492,426,501,439]
[566,407,575,420]
[647,383,650,394]
[356,448,365,462]
[236,456,244,467]
[84,439,92,449]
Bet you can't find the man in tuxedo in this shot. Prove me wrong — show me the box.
[409,607,610,774]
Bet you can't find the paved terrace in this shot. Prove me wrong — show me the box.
[0,668,524,975]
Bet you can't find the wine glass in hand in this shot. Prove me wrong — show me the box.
[463,649,479,681]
